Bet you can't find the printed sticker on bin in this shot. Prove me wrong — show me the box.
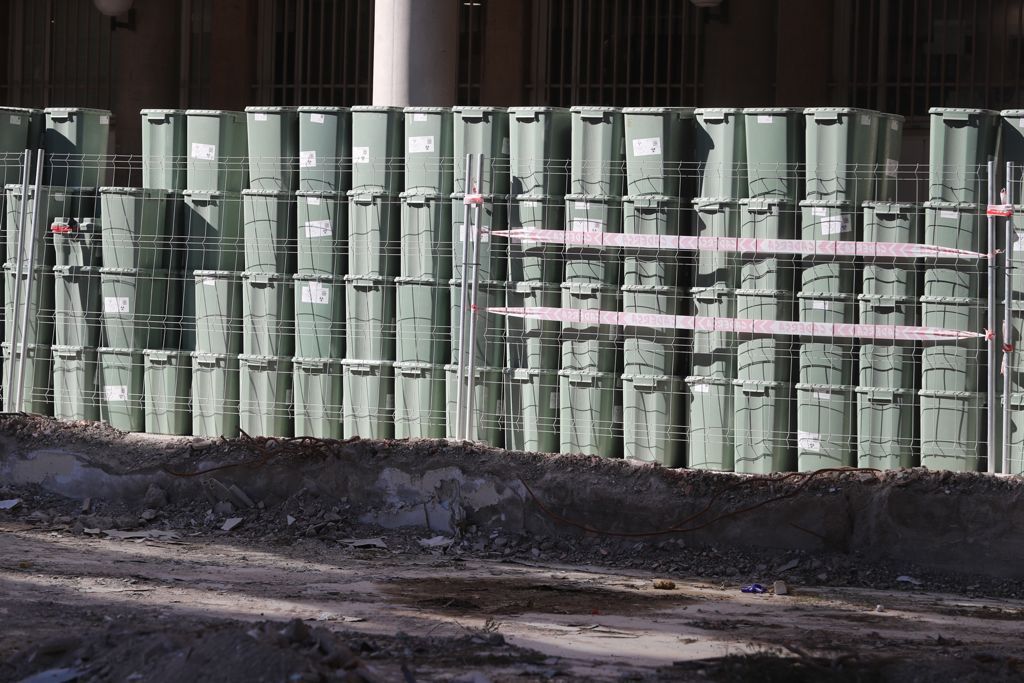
[302,282,330,304]
[306,195,321,206]
[811,300,831,310]
[408,136,435,154]
[813,390,835,400]
[940,209,959,219]
[821,216,848,235]
[99,115,110,125]
[757,115,774,124]
[632,137,662,157]
[570,218,603,233]
[304,220,332,238]
[797,431,822,452]
[691,383,710,394]
[104,297,130,314]
[412,112,429,122]
[105,385,129,402]
[352,147,370,164]
[299,151,317,168]
[191,143,216,160]
[9,115,20,125]
[200,277,217,286]
[253,112,268,122]
[310,113,325,124]
[458,222,490,243]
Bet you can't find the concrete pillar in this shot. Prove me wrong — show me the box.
[110,0,182,156]
[372,0,458,107]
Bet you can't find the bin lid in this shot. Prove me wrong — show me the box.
[293,356,344,369]
[238,354,292,366]
[798,291,855,302]
[570,106,622,113]
[513,193,560,202]
[794,382,856,391]
[858,293,916,304]
[403,106,450,113]
[98,266,141,275]
[195,270,239,279]
[241,188,291,197]
[241,271,289,282]
[508,106,569,113]
[449,191,510,201]
[799,198,854,209]
[52,344,92,355]
[346,189,396,200]
[922,200,979,210]
[190,351,230,361]
[0,106,40,114]
[735,288,789,297]
[557,368,617,380]
[342,358,394,368]
[506,367,560,380]
[804,106,878,116]
[740,197,793,209]
[684,375,732,387]
[919,295,979,304]
[560,281,619,295]
[512,280,560,293]
[564,193,621,203]
[351,105,403,113]
[731,379,788,389]
[182,189,235,198]
[345,274,392,285]
[621,372,681,383]
[394,275,442,286]
[621,283,678,294]
[52,264,100,275]
[245,106,298,113]
[45,107,111,115]
[918,388,980,399]
[97,347,140,355]
[143,349,189,360]
[861,200,919,212]
[742,107,804,115]
[298,106,348,113]
[296,190,346,199]
[690,285,735,298]
[141,109,186,116]
[293,273,340,283]
[393,360,443,371]
[695,107,743,116]
[399,190,446,201]
[448,277,507,289]
[928,107,998,116]
[99,186,172,197]
[855,386,911,396]
[693,196,742,209]
[622,106,695,116]
[622,194,678,205]
[186,109,245,117]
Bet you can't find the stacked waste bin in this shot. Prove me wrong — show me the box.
[344,106,401,439]
[919,108,998,471]
[504,107,570,454]
[1004,109,1024,475]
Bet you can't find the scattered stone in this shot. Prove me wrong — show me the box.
[816,572,828,582]
[142,484,168,510]
[777,559,800,573]
[418,535,454,548]
[213,501,234,516]
[221,517,243,532]
[897,575,923,586]
[140,509,158,521]
[0,498,23,510]
[773,580,788,596]
[531,547,541,558]
[340,537,387,550]
[80,497,91,513]
[286,515,296,526]
[653,579,676,590]
[875,604,885,612]
[492,537,508,548]
[229,485,255,509]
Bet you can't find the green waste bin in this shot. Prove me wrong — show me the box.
[99,187,173,269]
[454,107,511,196]
[622,373,685,467]
[862,201,920,245]
[393,361,446,439]
[450,278,506,368]
[293,357,343,439]
[345,275,396,361]
[862,264,919,298]
[739,197,796,289]
[799,342,854,386]
[921,343,980,393]
[2,343,52,414]
[800,199,857,242]
[686,375,733,470]
[141,109,187,191]
[298,106,351,193]
[238,354,293,437]
[796,383,856,470]
[570,107,624,196]
[342,359,394,439]
[452,193,511,282]
[52,345,99,421]
[193,270,242,354]
[98,347,144,432]
[404,107,453,195]
[191,352,239,438]
[694,198,739,288]
[923,266,981,299]
[857,386,915,469]
[563,194,621,286]
[6,185,97,267]
[53,265,101,348]
[506,281,561,370]
[743,107,803,201]
[351,106,403,194]
[738,257,795,293]
[186,110,248,192]
[733,379,794,474]
[622,284,683,376]
[245,106,298,191]
[43,107,111,186]
[623,195,685,288]
[923,201,982,251]
[800,261,857,295]
[859,344,917,391]
[859,294,917,326]
[504,367,559,453]
[509,107,570,196]
[400,192,451,280]
[695,108,746,199]
[919,389,982,471]
[736,288,793,322]
[804,107,879,206]
[348,190,400,278]
[293,274,344,359]
[928,108,999,203]
[559,369,621,457]
[1003,111,1024,201]
[920,296,981,333]
[623,107,695,198]
[691,286,735,378]
[143,350,192,435]
[444,364,504,446]
[0,107,41,185]
[241,271,294,357]
[1004,393,1024,475]
[395,276,449,364]
[183,190,243,272]
[509,193,564,283]
[798,292,856,324]
[296,191,346,277]
[99,267,176,350]
[242,189,296,274]
[875,114,904,202]
[737,338,793,383]
[561,282,621,373]
[4,264,54,346]
[53,217,101,268]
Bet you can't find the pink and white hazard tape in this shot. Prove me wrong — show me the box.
[490,228,986,260]
[488,306,984,342]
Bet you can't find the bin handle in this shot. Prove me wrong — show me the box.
[49,110,73,121]
[566,281,599,295]
[459,110,486,120]
[405,194,427,205]
[632,376,660,390]
[568,375,598,387]
[248,272,273,284]
[940,111,973,123]
[741,384,770,396]
[514,111,538,121]
[865,389,897,403]
[353,194,375,205]
[53,348,81,359]
[694,289,726,302]
[196,356,220,367]
[146,113,170,123]
[245,357,274,370]
[348,363,373,374]
[512,368,532,380]
[812,111,842,123]
[148,351,170,363]
[578,110,608,121]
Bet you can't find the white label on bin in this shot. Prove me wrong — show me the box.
[812,206,828,217]
[254,112,268,122]
[306,195,321,206]
[812,300,830,310]
[99,115,110,125]
[191,142,216,160]
[632,137,662,156]
[408,136,434,153]
[200,277,217,286]
[891,119,900,130]
[549,391,559,409]
[104,296,130,313]
[310,113,325,124]
[412,112,429,122]
[885,158,898,177]
[570,218,603,233]
[353,146,370,164]
[105,385,128,402]
[691,383,710,394]
[302,282,330,304]
[860,114,871,125]
[940,209,958,219]
[299,150,317,168]
[9,115,21,125]
[798,430,821,452]
[821,215,848,235]
[1015,232,1024,250]
[574,201,589,210]
[304,219,332,238]
[458,223,490,243]
[1019,117,1024,128]
[757,115,774,124]
[813,391,834,400]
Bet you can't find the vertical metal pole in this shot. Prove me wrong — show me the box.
[5,151,32,412]
[1004,162,1017,475]
[464,153,486,440]
[15,152,46,413]
[454,154,474,439]
[987,159,998,474]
